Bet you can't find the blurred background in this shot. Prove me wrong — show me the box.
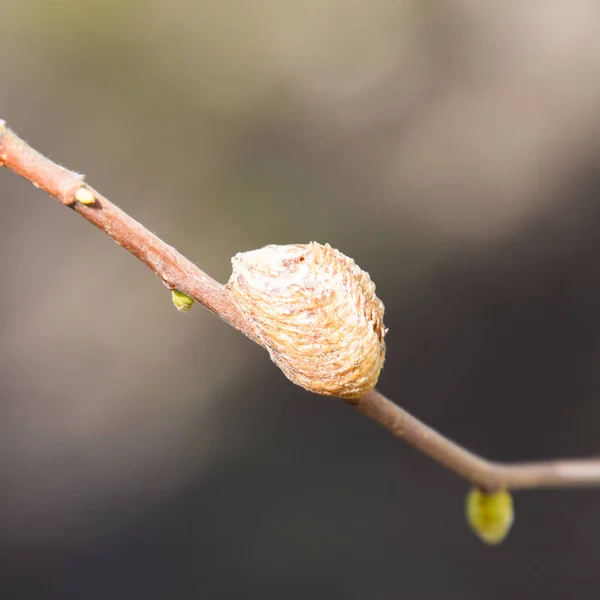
[1,0,600,597]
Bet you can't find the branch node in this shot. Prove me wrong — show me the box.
[60,177,87,206]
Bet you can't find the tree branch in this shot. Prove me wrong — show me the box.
[0,120,261,346]
[358,389,600,491]
[2,119,599,493]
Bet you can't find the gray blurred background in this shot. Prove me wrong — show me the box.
[2,0,600,598]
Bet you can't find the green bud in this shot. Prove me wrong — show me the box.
[171,289,194,312]
[465,487,514,545]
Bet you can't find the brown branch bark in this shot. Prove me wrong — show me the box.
[2,118,600,493]
[358,389,600,491]
[0,121,260,346]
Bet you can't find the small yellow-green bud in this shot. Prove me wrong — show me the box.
[171,289,194,312]
[75,186,95,205]
[465,487,514,545]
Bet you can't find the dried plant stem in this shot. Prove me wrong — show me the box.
[2,119,599,493]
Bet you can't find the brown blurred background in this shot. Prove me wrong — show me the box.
[2,0,600,598]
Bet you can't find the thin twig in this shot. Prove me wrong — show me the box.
[0,121,260,346]
[358,390,600,491]
[2,119,599,493]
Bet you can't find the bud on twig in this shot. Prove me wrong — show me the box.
[465,487,514,545]
[171,289,194,312]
